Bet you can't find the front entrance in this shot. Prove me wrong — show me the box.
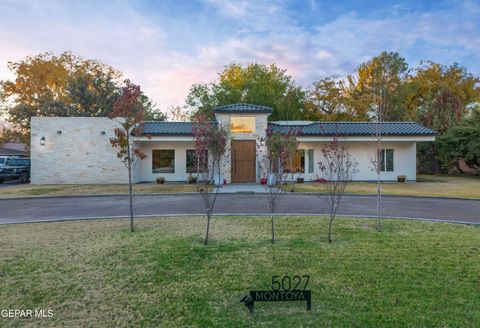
[231,140,256,182]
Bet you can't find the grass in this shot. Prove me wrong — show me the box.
[1,216,479,327]
[295,174,480,198]
[0,182,196,198]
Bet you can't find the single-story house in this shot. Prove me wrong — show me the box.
[30,103,436,184]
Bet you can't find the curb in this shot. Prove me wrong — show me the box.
[1,213,479,226]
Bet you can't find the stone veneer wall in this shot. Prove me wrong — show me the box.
[31,117,128,184]
[214,113,269,183]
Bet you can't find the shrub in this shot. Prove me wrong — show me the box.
[156,177,166,184]
[188,175,197,184]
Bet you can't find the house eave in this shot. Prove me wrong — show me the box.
[297,135,436,142]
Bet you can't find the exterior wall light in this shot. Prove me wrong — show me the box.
[40,136,46,145]
[100,131,106,135]
[57,130,62,134]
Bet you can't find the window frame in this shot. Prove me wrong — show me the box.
[186,149,208,173]
[152,149,175,174]
[230,116,256,134]
[307,149,314,173]
[284,149,305,174]
[379,149,394,172]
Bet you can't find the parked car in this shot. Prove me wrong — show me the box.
[0,155,18,167]
[0,157,30,183]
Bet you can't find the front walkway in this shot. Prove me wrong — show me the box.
[217,183,267,193]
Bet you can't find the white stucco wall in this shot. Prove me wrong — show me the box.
[31,117,128,184]
[135,141,196,182]
[295,140,417,181]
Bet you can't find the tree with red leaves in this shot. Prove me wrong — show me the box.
[109,79,148,232]
[191,113,229,245]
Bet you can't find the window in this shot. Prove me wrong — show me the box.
[230,116,255,133]
[285,149,305,173]
[152,150,175,173]
[379,149,394,172]
[307,149,314,173]
[6,158,29,166]
[186,149,208,173]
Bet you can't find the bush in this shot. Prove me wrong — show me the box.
[437,109,480,174]
[156,177,166,184]
[187,175,197,184]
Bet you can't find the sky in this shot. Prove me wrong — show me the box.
[1,0,479,114]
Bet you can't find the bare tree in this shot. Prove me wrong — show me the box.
[192,114,229,245]
[318,133,358,243]
[367,72,388,231]
[258,128,299,243]
[108,80,148,232]
[167,105,190,122]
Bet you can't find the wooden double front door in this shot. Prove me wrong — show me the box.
[231,140,256,182]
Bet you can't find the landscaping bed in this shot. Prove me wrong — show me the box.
[1,175,479,199]
[1,216,479,327]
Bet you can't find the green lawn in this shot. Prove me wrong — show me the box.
[1,216,479,327]
[296,174,480,198]
[0,183,196,198]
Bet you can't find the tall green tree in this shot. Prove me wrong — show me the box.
[404,61,480,128]
[404,62,480,173]
[304,77,358,121]
[345,51,409,121]
[0,51,163,144]
[186,63,305,120]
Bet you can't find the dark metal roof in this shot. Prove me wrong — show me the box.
[268,122,437,136]
[141,121,194,135]
[214,103,273,114]
[141,121,436,137]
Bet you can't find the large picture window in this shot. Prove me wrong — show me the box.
[186,149,208,173]
[152,150,175,173]
[230,116,255,133]
[379,149,394,172]
[285,149,305,173]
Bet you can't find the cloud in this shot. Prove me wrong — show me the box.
[0,0,478,116]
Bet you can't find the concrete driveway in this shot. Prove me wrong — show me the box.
[0,194,479,225]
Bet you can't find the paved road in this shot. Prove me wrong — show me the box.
[0,194,479,225]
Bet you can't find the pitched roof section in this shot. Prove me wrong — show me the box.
[141,121,436,136]
[142,121,194,136]
[269,122,437,136]
[214,103,273,114]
